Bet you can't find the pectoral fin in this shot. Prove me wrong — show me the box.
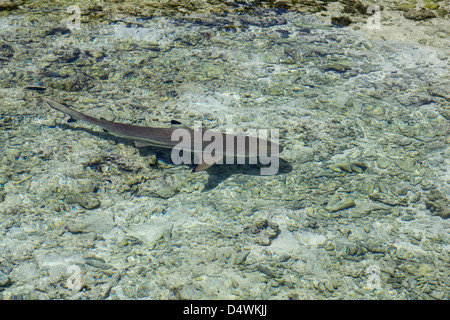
[193,162,214,172]
[192,154,223,172]
[171,119,190,129]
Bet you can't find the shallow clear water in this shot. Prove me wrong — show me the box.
[0,9,449,299]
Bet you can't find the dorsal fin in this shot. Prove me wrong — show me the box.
[170,119,190,130]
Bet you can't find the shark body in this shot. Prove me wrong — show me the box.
[39,97,283,172]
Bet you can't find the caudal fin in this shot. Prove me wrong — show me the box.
[39,97,85,121]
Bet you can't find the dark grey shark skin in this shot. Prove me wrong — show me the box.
[39,97,283,172]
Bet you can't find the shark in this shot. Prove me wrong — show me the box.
[38,97,283,173]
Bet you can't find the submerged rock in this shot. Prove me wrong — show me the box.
[330,161,367,173]
[46,74,95,91]
[70,194,101,210]
[331,16,352,26]
[0,43,14,61]
[244,219,280,246]
[0,271,10,287]
[404,8,436,20]
[136,176,180,199]
[425,189,450,219]
[326,193,356,212]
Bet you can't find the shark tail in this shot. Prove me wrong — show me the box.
[39,97,87,122]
